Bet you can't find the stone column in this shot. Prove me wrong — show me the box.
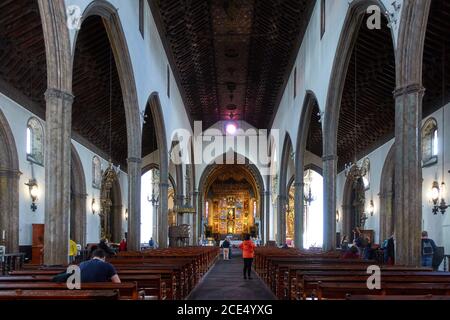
[393,85,424,266]
[127,157,141,251]
[379,191,394,243]
[44,88,73,265]
[294,182,304,249]
[192,190,199,245]
[277,194,287,245]
[0,169,20,253]
[258,191,265,244]
[175,194,185,225]
[264,191,271,243]
[322,154,337,251]
[71,191,87,247]
[152,204,158,243]
[158,182,169,248]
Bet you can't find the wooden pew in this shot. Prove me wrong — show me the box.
[255,248,442,299]
[7,247,220,300]
[316,282,450,300]
[0,289,119,300]
[10,269,177,300]
[346,294,450,300]
[265,258,374,299]
[0,275,165,300]
[0,282,139,300]
[300,272,450,300]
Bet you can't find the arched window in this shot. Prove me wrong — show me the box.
[26,117,44,165]
[422,118,438,167]
[92,156,101,189]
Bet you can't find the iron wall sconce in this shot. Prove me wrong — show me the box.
[125,209,128,221]
[431,181,448,215]
[369,200,375,216]
[25,179,39,212]
[91,198,100,215]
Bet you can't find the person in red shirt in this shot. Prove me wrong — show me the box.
[239,234,256,279]
[119,238,127,252]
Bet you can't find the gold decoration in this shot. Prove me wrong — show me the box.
[100,162,119,241]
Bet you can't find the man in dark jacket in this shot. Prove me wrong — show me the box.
[421,231,437,267]
[222,238,231,260]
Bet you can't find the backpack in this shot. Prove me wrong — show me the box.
[422,240,434,255]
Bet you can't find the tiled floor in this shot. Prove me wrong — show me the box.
[188,249,276,300]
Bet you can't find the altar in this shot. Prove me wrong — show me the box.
[203,166,260,239]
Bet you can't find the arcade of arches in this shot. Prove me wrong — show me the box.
[1,0,450,289]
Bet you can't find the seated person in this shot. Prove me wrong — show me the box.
[80,249,121,283]
[98,239,116,257]
[342,245,360,259]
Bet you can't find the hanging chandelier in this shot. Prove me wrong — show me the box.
[147,169,160,207]
[303,169,315,206]
[345,42,365,183]
[431,45,448,215]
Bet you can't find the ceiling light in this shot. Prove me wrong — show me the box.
[226,122,237,135]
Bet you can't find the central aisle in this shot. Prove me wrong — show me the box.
[188,249,276,300]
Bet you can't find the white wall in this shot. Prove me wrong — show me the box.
[66,0,193,151]
[334,103,450,258]
[194,120,271,191]
[0,92,128,246]
[336,139,394,244]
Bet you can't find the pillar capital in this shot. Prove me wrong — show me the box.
[127,157,142,164]
[393,84,425,98]
[45,88,74,104]
[322,154,337,162]
[0,169,22,178]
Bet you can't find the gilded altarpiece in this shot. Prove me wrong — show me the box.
[208,184,255,237]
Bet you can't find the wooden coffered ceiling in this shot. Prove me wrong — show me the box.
[337,1,450,172]
[151,0,315,129]
[0,0,46,118]
[337,14,396,171]
[72,16,128,169]
[423,0,450,118]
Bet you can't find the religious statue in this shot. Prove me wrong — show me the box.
[227,208,235,221]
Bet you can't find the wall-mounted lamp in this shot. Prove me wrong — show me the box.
[431,180,448,215]
[336,210,340,223]
[91,198,100,215]
[368,200,375,216]
[25,179,39,212]
[125,209,128,221]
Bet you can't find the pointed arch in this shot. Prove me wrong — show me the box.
[294,91,322,248]
[198,153,265,242]
[379,143,396,242]
[322,0,394,250]
[72,0,141,160]
[0,108,20,253]
[278,133,294,245]
[144,93,169,247]
[70,144,87,246]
